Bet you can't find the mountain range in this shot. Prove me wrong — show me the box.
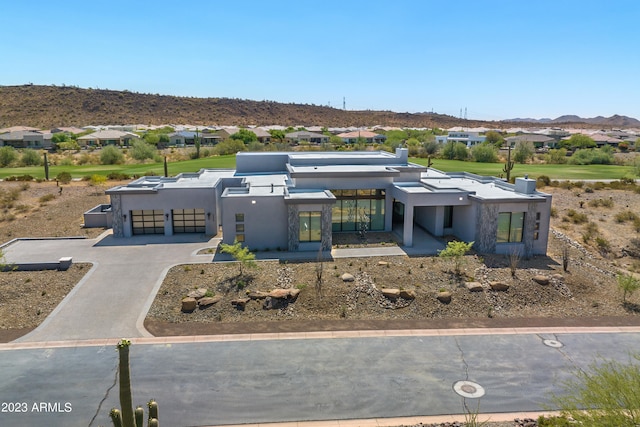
[1,85,638,129]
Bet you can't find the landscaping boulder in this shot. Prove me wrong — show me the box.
[465,281,483,292]
[381,288,401,300]
[341,273,355,282]
[399,289,416,300]
[437,291,452,304]
[187,288,208,299]
[263,296,288,310]
[247,290,269,300]
[231,298,250,309]
[489,281,510,292]
[533,275,550,285]
[181,297,197,313]
[378,261,389,266]
[198,296,222,308]
[551,274,564,281]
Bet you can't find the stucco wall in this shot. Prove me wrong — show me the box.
[222,195,288,251]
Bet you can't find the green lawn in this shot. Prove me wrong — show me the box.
[0,155,237,179]
[0,154,634,181]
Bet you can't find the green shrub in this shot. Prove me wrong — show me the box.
[20,149,41,166]
[0,146,18,167]
[106,172,131,180]
[470,143,498,163]
[130,140,157,161]
[100,145,124,165]
[4,175,34,181]
[56,171,72,184]
[536,175,551,187]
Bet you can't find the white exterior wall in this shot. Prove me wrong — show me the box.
[292,176,394,190]
[451,204,477,242]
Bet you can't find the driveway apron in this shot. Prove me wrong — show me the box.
[3,233,218,342]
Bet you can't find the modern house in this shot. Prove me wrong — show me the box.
[104,149,552,257]
[436,131,486,147]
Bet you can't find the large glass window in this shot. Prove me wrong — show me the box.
[497,212,525,243]
[299,211,322,242]
[331,189,385,232]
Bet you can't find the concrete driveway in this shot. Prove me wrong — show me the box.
[3,232,219,342]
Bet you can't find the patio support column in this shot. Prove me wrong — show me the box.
[403,203,414,247]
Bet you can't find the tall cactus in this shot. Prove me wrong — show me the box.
[503,144,514,182]
[110,339,159,427]
[117,339,135,427]
[43,152,49,181]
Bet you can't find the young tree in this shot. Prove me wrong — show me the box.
[484,130,504,148]
[561,134,596,150]
[268,129,286,143]
[442,142,468,160]
[551,355,640,426]
[219,239,256,276]
[513,141,535,164]
[230,129,258,144]
[438,241,474,275]
[618,273,640,303]
[130,140,157,161]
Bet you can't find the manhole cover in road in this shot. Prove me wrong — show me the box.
[543,339,563,348]
[453,380,485,398]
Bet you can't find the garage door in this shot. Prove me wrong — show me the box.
[131,210,164,235]
[172,208,205,233]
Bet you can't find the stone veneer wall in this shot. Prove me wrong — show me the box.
[110,194,124,237]
[287,205,299,251]
[321,204,332,251]
[475,203,499,253]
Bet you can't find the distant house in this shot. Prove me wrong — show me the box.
[505,134,556,149]
[0,130,52,149]
[285,131,329,145]
[589,134,621,148]
[337,130,386,144]
[51,127,85,135]
[169,131,197,146]
[77,130,137,147]
[436,131,485,147]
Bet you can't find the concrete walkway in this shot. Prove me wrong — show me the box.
[3,228,443,343]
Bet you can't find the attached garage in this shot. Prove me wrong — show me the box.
[131,210,164,235]
[172,208,206,233]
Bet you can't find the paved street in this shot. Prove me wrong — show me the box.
[1,330,640,427]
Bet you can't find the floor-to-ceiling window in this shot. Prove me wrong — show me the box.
[331,189,385,232]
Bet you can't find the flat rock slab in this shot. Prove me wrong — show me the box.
[198,296,222,308]
[399,289,416,300]
[381,288,401,299]
[187,288,208,299]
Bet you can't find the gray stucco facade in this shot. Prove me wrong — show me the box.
[105,149,552,256]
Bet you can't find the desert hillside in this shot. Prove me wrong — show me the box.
[0,84,617,129]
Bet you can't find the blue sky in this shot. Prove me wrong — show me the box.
[3,0,639,121]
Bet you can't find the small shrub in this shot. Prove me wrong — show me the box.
[56,171,72,184]
[38,194,56,204]
[106,172,131,180]
[19,182,30,191]
[536,175,551,187]
[584,186,594,193]
[565,209,588,224]
[595,237,611,254]
[615,210,638,223]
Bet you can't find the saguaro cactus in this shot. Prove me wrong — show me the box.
[503,144,514,182]
[109,339,160,427]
